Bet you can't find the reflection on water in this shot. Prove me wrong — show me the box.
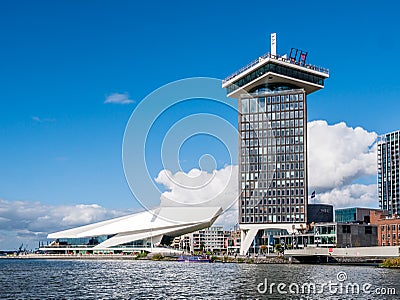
[0,259,399,299]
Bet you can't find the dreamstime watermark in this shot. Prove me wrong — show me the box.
[257,271,396,297]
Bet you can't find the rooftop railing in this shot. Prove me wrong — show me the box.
[223,52,329,84]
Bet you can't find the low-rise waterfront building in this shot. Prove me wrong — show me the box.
[40,206,222,254]
[174,226,242,254]
[272,222,377,250]
[308,204,333,223]
[370,210,400,246]
[224,226,241,254]
[175,226,227,254]
[192,226,225,253]
[335,207,385,223]
[330,223,377,248]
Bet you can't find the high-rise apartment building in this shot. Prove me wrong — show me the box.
[378,130,400,216]
[222,34,329,254]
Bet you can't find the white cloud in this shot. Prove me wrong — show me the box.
[308,120,378,208]
[31,116,56,123]
[316,184,377,209]
[104,92,134,104]
[155,121,380,227]
[155,165,238,209]
[155,165,239,225]
[1,120,380,248]
[0,199,127,250]
[60,204,121,226]
[308,120,377,191]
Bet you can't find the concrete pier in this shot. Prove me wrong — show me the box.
[285,246,400,264]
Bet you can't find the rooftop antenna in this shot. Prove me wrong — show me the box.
[270,33,276,56]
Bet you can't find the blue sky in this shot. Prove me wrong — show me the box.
[0,1,399,249]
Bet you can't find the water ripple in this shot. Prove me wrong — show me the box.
[0,259,399,299]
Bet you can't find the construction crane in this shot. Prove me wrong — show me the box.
[16,243,23,256]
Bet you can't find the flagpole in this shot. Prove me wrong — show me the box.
[310,191,316,204]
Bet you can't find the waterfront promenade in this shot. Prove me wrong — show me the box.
[1,252,288,264]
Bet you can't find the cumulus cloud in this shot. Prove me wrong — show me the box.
[0,199,126,250]
[104,92,134,104]
[155,165,239,226]
[155,165,238,209]
[1,120,380,247]
[155,121,380,227]
[308,121,378,208]
[316,184,377,208]
[308,120,377,191]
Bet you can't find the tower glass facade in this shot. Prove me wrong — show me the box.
[239,88,307,224]
[378,130,400,216]
[222,37,329,254]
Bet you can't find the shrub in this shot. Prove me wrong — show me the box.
[151,253,164,261]
[380,257,400,268]
[275,244,284,253]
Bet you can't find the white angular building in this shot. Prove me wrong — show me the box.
[41,206,222,254]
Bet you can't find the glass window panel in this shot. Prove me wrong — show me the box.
[250,98,257,113]
[241,98,249,113]
[258,97,266,112]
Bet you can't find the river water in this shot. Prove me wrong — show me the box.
[0,259,399,299]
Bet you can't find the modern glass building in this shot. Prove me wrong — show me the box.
[222,34,329,254]
[237,89,307,226]
[335,207,384,223]
[308,204,333,223]
[378,130,400,216]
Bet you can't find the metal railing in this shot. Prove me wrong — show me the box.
[223,52,329,84]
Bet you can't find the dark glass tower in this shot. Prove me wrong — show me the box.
[378,130,400,216]
[222,34,329,254]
